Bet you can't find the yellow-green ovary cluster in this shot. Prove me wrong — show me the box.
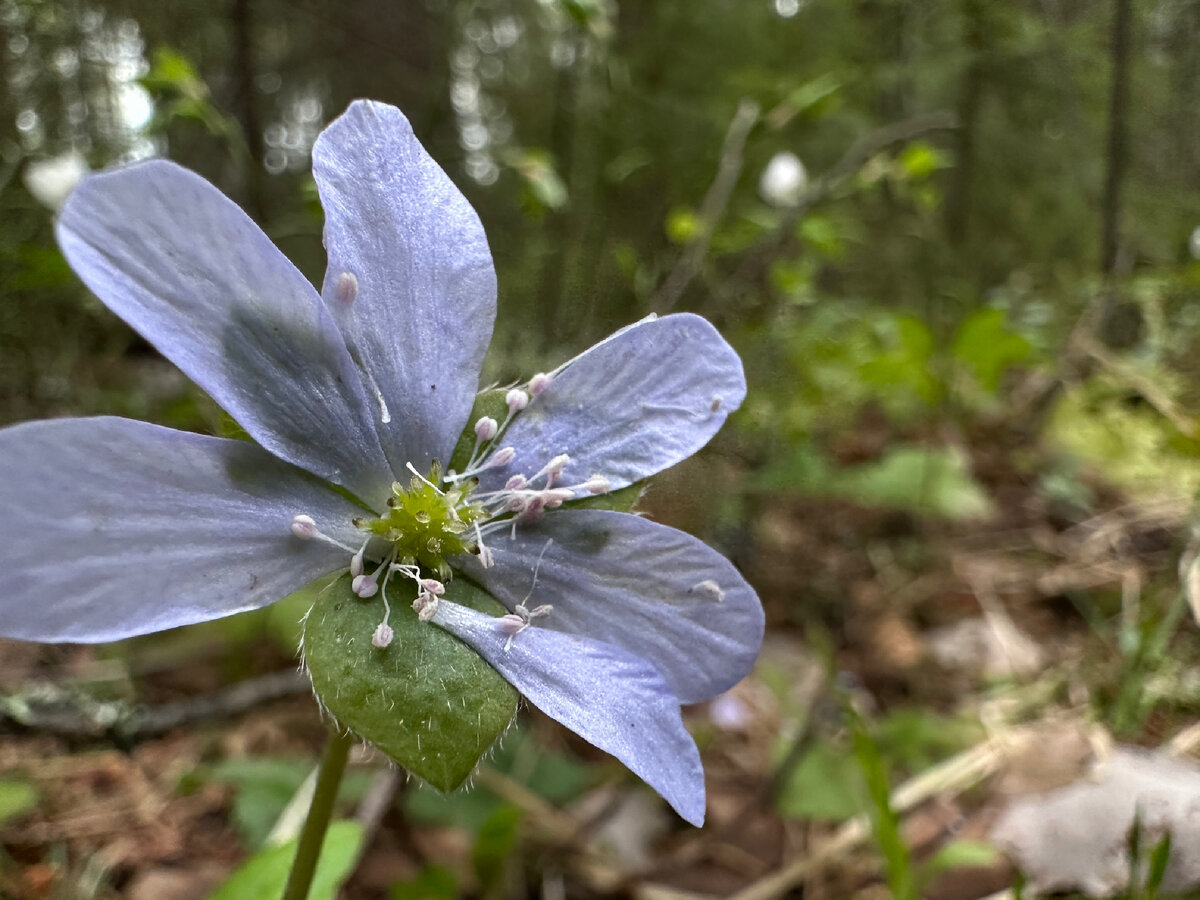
[356,467,485,579]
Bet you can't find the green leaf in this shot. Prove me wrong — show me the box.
[139,47,203,96]
[208,820,363,900]
[392,864,458,900]
[208,758,372,849]
[472,806,523,891]
[404,781,506,831]
[504,149,568,211]
[1145,830,1172,896]
[784,74,841,118]
[897,141,949,180]
[798,215,845,259]
[0,779,38,826]
[776,742,864,821]
[302,576,518,791]
[838,446,992,520]
[917,839,1002,883]
[952,308,1033,392]
[849,707,917,900]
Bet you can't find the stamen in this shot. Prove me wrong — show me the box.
[533,453,570,485]
[581,474,610,494]
[710,395,723,413]
[504,474,527,490]
[371,622,394,648]
[506,388,529,413]
[541,488,575,509]
[529,372,553,396]
[352,573,378,598]
[516,495,546,524]
[496,601,554,650]
[289,513,358,553]
[350,542,367,577]
[290,514,318,539]
[486,446,516,468]
[473,521,494,568]
[474,416,499,441]
[412,591,439,621]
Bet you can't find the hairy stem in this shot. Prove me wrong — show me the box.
[281,729,354,900]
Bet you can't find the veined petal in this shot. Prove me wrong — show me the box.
[56,160,394,505]
[430,599,706,826]
[312,101,497,472]
[0,417,364,643]
[481,314,745,494]
[458,509,762,704]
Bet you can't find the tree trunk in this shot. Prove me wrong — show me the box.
[1101,0,1133,277]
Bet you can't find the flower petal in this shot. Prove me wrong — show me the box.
[312,101,497,472]
[430,598,706,826]
[459,509,763,704]
[482,314,745,493]
[56,160,394,504]
[0,417,364,643]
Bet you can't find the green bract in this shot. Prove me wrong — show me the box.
[301,575,518,791]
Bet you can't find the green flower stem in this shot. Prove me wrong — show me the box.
[281,728,354,900]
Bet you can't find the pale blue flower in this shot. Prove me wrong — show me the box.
[0,101,763,826]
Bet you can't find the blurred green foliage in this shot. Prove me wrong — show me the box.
[208,820,363,900]
[4,0,1200,536]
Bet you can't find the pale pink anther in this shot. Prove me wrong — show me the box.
[543,453,570,484]
[518,496,546,522]
[505,388,528,413]
[488,446,516,467]
[412,593,438,622]
[541,488,575,509]
[371,622,394,648]
[290,514,317,539]
[529,372,553,395]
[504,474,527,491]
[474,416,498,441]
[352,573,379,598]
[497,613,525,635]
[582,474,610,494]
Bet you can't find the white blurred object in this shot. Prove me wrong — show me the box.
[24,151,89,210]
[1189,226,1200,260]
[991,747,1200,897]
[759,151,807,208]
[709,690,754,732]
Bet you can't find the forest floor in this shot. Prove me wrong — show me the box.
[1,414,1198,900]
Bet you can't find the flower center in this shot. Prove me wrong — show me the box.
[354,463,485,580]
